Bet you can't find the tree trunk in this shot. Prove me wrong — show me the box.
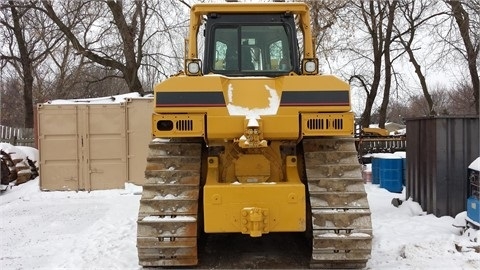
[107,0,144,95]
[405,45,435,115]
[447,1,479,115]
[359,1,384,128]
[378,1,397,128]
[9,1,34,128]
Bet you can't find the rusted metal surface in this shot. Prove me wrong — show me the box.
[406,116,479,217]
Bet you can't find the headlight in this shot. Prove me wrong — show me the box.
[302,58,318,75]
[188,62,199,74]
[185,59,202,76]
[305,61,316,72]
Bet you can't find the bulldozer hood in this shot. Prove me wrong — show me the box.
[154,74,351,115]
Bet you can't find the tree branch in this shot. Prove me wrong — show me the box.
[39,0,126,72]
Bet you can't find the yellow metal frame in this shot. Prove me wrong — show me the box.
[203,156,305,236]
[362,127,389,136]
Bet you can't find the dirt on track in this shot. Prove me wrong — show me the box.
[196,232,311,269]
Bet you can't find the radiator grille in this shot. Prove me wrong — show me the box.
[307,118,343,130]
[176,120,193,131]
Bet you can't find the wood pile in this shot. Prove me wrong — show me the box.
[1,149,38,191]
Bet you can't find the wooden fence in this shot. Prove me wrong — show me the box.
[0,125,35,147]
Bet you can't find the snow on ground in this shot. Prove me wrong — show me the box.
[365,185,480,269]
[0,178,141,269]
[1,146,480,269]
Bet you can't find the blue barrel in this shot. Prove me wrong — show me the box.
[379,154,403,193]
[394,151,407,186]
[371,155,381,184]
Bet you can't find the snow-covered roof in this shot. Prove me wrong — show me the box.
[45,92,152,105]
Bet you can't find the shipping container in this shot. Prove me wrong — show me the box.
[37,96,153,191]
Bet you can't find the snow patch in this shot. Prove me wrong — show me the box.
[469,157,480,171]
[142,216,196,222]
[226,84,280,117]
[398,198,425,216]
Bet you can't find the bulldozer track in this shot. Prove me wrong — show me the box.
[137,139,202,267]
[303,138,372,269]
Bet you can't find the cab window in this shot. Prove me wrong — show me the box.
[211,25,292,74]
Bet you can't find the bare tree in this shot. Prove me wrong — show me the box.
[305,0,348,71]
[394,0,449,116]
[325,0,476,125]
[0,76,24,127]
[0,2,35,127]
[448,82,478,115]
[387,99,411,123]
[0,1,60,127]
[406,89,450,116]
[140,0,190,90]
[377,1,398,128]
[402,86,474,117]
[38,0,149,95]
[446,1,479,114]
[348,1,386,128]
[41,39,89,99]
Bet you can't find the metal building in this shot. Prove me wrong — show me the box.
[406,116,479,217]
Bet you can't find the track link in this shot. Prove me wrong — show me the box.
[303,138,372,269]
[137,139,202,266]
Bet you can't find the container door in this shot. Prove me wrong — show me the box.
[81,104,127,190]
[38,105,81,190]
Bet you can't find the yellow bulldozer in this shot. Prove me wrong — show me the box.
[136,2,372,268]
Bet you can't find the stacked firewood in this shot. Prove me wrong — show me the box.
[1,149,38,191]
[1,149,17,187]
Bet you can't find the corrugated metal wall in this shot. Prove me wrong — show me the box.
[38,98,153,191]
[406,116,479,217]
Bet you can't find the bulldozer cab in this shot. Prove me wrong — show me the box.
[203,13,299,76]
[184,3,319,77]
